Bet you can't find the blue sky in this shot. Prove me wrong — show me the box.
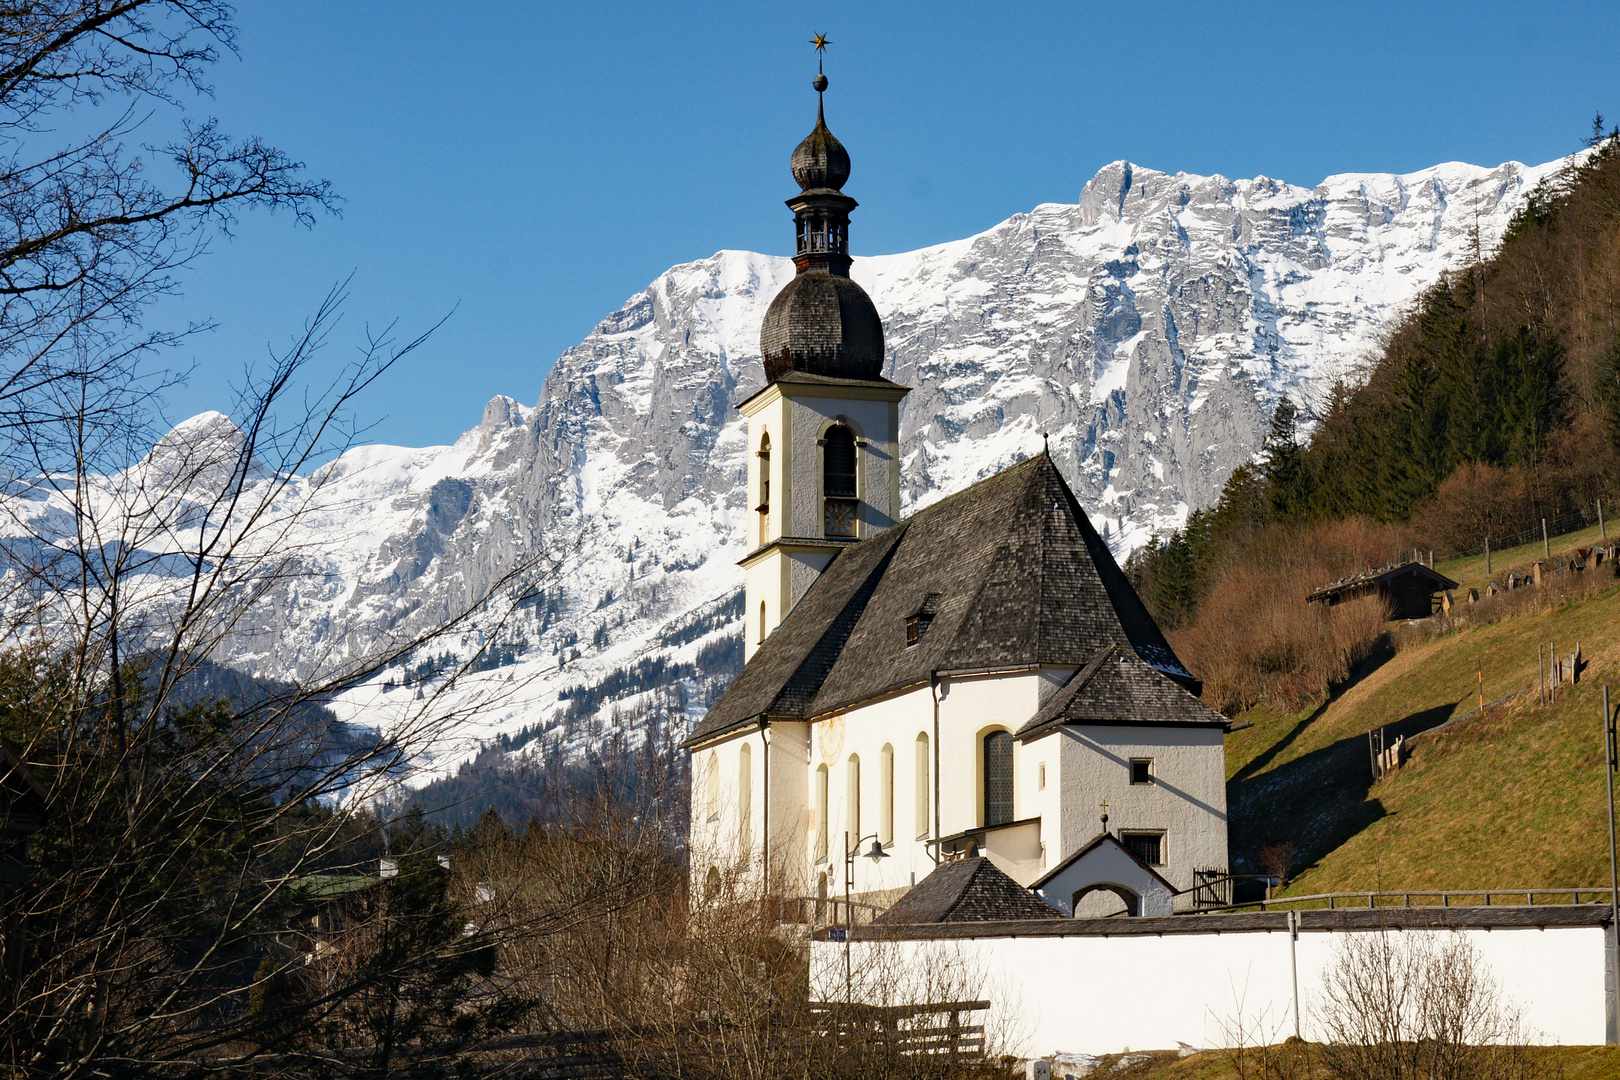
[149,0,1620,451]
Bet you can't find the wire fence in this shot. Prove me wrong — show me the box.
[1429,499,1612,567]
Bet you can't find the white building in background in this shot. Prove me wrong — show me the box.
[683,71,1231,919]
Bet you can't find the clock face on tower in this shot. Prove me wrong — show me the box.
[825,498,857,538]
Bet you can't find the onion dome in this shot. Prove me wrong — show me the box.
[759,71,886,384]
[760,271,884,381]
[790,96,851,192]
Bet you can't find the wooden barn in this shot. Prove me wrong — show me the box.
[1306,561,1459,620]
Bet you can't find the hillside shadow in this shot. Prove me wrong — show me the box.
[1230,634,1397,785]
[1228,700,1459,874]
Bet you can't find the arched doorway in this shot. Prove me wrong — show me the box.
[1072,882,1142,918]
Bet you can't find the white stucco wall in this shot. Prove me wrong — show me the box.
[689,728,762,890]
[782,392,901,539]
[689,722,816,897]
[1034,841,1175,917]
[812,924,1609,1055]
[739,383,904,659]
[809,670,1077,900]
[786,668,1228,903]
[1047,723,1227,897]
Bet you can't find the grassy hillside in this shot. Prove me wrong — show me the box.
[1226,557,1620,892]
[1437,518,1613,595]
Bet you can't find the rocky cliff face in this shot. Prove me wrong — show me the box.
[47,155,1569,776]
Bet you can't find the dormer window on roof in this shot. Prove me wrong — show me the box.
[904,593,941,647]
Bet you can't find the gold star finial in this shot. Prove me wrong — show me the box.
[810,32,830,53]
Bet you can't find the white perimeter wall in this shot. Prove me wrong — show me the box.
[811,925,1607,1055]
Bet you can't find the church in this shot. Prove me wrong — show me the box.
[683,67,1231,920]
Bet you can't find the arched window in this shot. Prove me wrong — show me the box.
[878,743,894,845]
[737,743,752,862]
[914,733,930,840]
[756,433,771,542]
[983,731,1014,827]
[823,425,857,538]
[815,764,829,862]
[705,752,720,823]
[705,865,722,902]
[845,754,861,849]
[758,601,767,645]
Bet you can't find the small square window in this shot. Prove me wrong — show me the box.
[1122,831,1164,866]
[1130,758,1153,785]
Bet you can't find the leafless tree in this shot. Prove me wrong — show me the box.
[0,1,339,482]
[0,277,577,1076]
[1314,929,1551,1080]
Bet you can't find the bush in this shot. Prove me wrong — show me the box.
[1167,518,1402,714]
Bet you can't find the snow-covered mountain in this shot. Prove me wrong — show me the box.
[27,155,1569,780]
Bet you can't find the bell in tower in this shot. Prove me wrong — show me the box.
[737,53,909,660]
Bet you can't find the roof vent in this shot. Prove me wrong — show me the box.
[905,593,941,647]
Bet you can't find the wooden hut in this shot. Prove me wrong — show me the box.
[1306,561,1460,620]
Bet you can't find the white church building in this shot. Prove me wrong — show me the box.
[683,71,1231,920]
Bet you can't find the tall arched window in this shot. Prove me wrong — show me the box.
[737,743,752,862]
[758,601,767,645]
[983,731,1014,827]
[815,764,829,862]
[878,743,894,845]
[823,425,857,538]
[845,754,861,849]
[756,433,771,543]
[914,733,930,840]
[705,752,720,823]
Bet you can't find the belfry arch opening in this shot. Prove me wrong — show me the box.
[822,424,857,537]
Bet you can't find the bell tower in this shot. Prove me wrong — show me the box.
[739,52,908,661]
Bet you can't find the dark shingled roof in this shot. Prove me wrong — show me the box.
[760,269,885,383]
[875,857,1062,924]
[1016,644,1229,742]
[686,454,1197,748]
[790,98,851,193]
[1306,561,1459,604]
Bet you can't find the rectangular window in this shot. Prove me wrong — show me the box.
[1130,758,1153,785]
[1038,762,1046,790]
[1122,831,1165,866]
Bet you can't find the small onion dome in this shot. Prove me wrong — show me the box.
[790,99,851,192]
[760,270,884,382]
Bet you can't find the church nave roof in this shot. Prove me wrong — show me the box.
[686,453,1200,747]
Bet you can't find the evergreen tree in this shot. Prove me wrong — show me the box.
[1498,326,1565,468]
[1261,397,1312,524]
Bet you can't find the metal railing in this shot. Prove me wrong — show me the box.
[1204,887,1613,913]
[776,895,885,929]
